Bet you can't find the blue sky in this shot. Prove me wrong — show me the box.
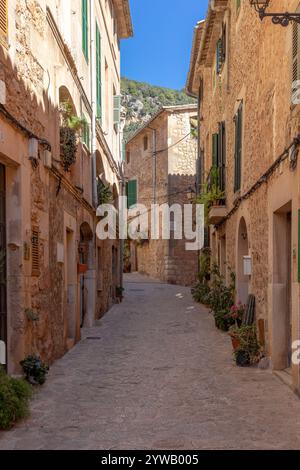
[121,0,208,90]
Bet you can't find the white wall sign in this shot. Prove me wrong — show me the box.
[243,255,252,276]
[0,340,6,365]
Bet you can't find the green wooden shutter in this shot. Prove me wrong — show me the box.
[113,95,121,125]
[212,133,219,167]
[82,0,88,61]
[292,16,300,102]
[127,180,137,208]
[234,104,243,192]
[221,23,226,63]
[216,39,222,75]
[96,23,102,120]
[218,122,226,192]
[82,116,90,150]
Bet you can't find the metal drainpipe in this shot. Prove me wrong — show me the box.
[90,0,98,208]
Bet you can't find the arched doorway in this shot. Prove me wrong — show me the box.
[237,217,250,304]
[79,222,93,328]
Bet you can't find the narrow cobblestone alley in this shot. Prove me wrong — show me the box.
[1,274,300,450]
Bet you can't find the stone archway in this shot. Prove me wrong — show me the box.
[237,217,250,304]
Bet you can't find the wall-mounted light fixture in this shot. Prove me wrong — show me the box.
[250,0,300,26]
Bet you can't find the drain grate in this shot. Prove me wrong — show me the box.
[129,289,145,292]
[86,337,101,340]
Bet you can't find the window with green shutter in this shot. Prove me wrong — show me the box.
[212,133,219,167]
[126,180,137,208]
[113,95,121,125]
[218,122,226,192]
[292,6,300,103]
[216,39,223,75]
[82,0,88,62]
[82,116,90,150]
[96,23,102,120]
[234,103,243,192]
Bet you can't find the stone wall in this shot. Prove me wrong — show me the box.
[125,107,198,286]
[0,0,125,372]
[193,0,300,390]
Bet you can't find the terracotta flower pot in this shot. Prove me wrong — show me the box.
[77,263,88,274]
[230,334,241,351]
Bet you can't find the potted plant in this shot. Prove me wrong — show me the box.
[116,286,125,300]
[229,325,261,367]
[78,263,88,274]
[20,355,49,385]
[227,302,246,350]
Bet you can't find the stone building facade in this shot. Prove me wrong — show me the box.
[0,0,132,372]
[125,105,199,286]
[187,0,300,393]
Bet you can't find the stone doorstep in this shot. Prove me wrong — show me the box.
[273,369,294,393]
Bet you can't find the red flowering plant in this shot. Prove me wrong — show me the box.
[225,301,245,328]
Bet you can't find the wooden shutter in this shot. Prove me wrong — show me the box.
[113,95,121,125]
[96,23,102,120]
[218,122,226,192]
[234,103,243,192]
[82,0,88,61]
[127,180,137,208]
[0,0,8,42]
[31,226,40,277]
[82,117,90,150]
[216,39,223,75]
[221,23,226,63]
[292,17,300,100]
[212,133,219,167]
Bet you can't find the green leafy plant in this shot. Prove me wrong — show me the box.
[0,366,32,430]
[225,302,245,328]
[192,250,211,305]
[196,167,225,224]
[25,308,39,322]
[20,355,49,386]
[206,263,236,332]
[97,179,113,205]
[116,286,125,298]
[229,325,261,366]
[59,101,85,172]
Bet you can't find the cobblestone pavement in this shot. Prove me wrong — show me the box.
[1,273,300,450]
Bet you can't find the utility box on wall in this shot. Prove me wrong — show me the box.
[243,255,252,276]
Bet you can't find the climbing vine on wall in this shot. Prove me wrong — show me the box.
[97,178,113,205]
[59,101,85,172]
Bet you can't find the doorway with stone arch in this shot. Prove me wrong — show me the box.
[237,217,250,305]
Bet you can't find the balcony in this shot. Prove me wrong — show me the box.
[208,204,227,225]
[206,166,227,225]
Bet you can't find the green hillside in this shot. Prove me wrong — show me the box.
[121,77,196,141]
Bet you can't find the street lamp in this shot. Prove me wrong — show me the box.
[250,0,300,26]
